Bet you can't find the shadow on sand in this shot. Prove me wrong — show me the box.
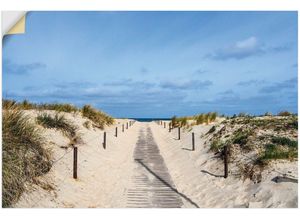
[135,159,199,208]
[201,170,224,178]
[181,147,194,151]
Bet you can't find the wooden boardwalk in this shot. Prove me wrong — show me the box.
[126,125,183,208]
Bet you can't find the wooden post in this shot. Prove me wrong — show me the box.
[122,124,124,132]
[192,132,195,151]
[224,145,228,178]
[115,127,118,137]
[126,122,128,129]
[164,122,166,128]
[103,132,106,149]
[169,124,171,132]
[178,127,181,140]
[73,146,78,179]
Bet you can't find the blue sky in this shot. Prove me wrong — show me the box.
[2,11,298,117]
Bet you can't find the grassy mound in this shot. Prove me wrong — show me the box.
[2,106,51,207]
[206,115,298,182]
[3,99,115,130]
[82,105,114,129]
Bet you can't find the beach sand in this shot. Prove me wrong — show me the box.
[150,121,298,208]
[14,112,298,208]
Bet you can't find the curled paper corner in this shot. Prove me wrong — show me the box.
[7,15,26,35]
[2,11,27,36]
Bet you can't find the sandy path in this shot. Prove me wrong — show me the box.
[126,123,184,208]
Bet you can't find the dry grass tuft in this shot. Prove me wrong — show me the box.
[83,120,92,129]
[36,113,77,139]
[81,105,114,129]
[2,106,52,207]
[3,99,79,113]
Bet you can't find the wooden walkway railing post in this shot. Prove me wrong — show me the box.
[169,123,171,132]
[126,122,128,129]
[192,132,195,151]
[164,122,166,128]
[73,146,78,179]
[122,124,124,132]
[178,127,181,140]
[103,132,106,149]
[224,145,228,178]
[115,127,118,137]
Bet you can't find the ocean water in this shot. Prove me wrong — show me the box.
[130,118,171,122]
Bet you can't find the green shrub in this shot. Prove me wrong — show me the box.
[232,129,252,146]
[287,117,298,129]
[2,107,51,207]
[260,143,297,160]
[271,136,298,148]
[210,140,223,151]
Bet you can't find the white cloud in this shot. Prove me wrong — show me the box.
[235,36,258,49]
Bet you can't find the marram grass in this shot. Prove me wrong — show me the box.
[2,106,51,207]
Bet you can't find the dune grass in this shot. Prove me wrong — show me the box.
[210,139,224,151]
[2,106,51,207]
[171,112,218,128]
[194,112,217,125]
[82,105,114,129]
[3,99,79,113]
[271,136,298,148]
[36,113,77,139]
[3,100,115,130]
[260,143,297,161]
[259,136,298,161]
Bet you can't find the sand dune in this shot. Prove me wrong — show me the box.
[14,112,297,208]
[151,121,298,208]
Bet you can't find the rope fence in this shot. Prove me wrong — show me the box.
[29,120,136,207]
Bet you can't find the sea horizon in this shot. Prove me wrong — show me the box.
[129,118,171,122]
